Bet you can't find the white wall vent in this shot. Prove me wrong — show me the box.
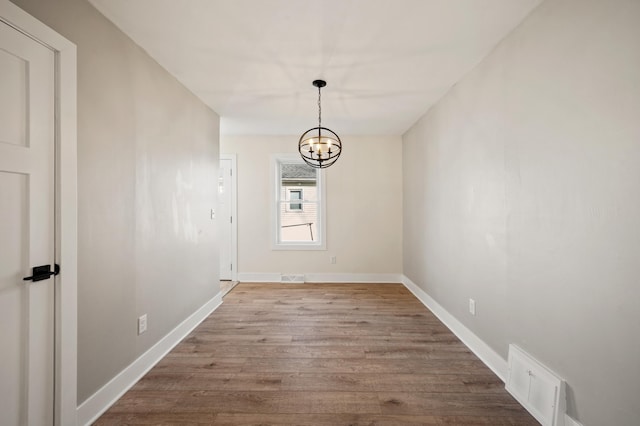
[280,274,305,283]
[506,344,566,426]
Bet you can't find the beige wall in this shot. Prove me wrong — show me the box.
[11,0,220,404]
[221,135,402,276]
[402,0,640,424]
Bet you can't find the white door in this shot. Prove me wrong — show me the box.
[218,157,235,280]
[0,20,56,426]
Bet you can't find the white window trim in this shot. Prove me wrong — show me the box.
[271,154,326,250]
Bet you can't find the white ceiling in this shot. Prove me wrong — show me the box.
[89,0,541,136]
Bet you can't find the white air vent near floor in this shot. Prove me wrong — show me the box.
[280,274,305,283]
[506,344,566,426]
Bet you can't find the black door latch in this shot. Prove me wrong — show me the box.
[23,264,60,282]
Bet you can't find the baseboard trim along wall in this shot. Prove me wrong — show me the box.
[76,292,224,426]
[564,414,584,426]
[237,272,403,283]
[400,275,509,381]
[305,273,403,283]
[237,272,282,282]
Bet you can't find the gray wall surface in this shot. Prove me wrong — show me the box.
[11,0,221,403]
[402,0,640,424]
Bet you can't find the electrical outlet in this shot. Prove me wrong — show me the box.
[138,314,147,335]
[330,256,337,264]
[469,299,476,316]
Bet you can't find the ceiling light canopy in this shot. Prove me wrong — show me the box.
[298,80,342,169]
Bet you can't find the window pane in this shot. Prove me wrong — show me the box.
[273,155,324,249]
[289,189,302,210]
[279,162,318,242]
[280,202,318,242]
[281,163,316,184]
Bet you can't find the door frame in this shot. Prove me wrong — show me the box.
[220,154,237,281]
[0,2,77,425]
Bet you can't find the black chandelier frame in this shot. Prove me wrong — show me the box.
[298,80,342,169]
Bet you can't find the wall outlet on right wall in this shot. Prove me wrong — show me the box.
[138,314,148,335]
[468,298,476,316]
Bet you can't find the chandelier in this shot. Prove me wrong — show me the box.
[298,80,342,168]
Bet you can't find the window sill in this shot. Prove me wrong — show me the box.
[272,242,327,251]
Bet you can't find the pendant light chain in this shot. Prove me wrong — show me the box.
[318,85,322,129]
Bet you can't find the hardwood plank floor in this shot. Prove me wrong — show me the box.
[96,283,537,425]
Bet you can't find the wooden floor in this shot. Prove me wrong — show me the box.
[220,280,239,298]
[96,283,537,425]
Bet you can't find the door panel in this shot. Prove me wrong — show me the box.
[219,159,233,280]
[0,20,55,426]
[0,47,27,146]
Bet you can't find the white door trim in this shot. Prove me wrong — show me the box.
[220,154,238,281]
[0,2,78,425]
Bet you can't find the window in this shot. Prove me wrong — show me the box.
[271,154,326,250]
[289,189,302,210]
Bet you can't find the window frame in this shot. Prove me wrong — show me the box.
[271,154,326,250]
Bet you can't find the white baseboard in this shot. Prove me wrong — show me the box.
[237,272,403,284]
[237,272,281,282]
[76,292,224,425]
[401,275,508,381]
[564,414,583,426]
[305,273,402,283]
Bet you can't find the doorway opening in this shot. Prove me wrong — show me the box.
[219,154,238,293]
